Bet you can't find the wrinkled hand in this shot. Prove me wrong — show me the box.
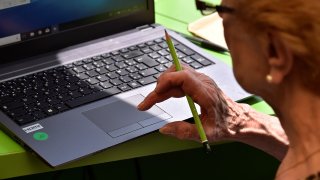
[137,64,232,142]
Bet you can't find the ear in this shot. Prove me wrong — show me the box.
[267,32,293,84]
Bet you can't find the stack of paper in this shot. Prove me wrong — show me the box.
[188,13,228,50]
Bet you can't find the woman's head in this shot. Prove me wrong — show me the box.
[221,0,320,97]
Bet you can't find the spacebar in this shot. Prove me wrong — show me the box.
[66,88,121,108]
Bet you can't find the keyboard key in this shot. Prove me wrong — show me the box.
[182,57,194,64]
[101,53,111,58]
[135,64,148,70]
[156,57,168,64]
[76,73,89,80]
[111,51,120,56]
[128,81,141,89]
[129,73,142,80]
[72,66,86,73]
[119,75,132,83]
[195,58,213,66]
[83,63,95,71]
[148,52,160,59]
[136,55,159,67]
[102,87,121,95]
[164,62,173,68]
[33,111,47,119]
[95,67,108,75]
[112,55,125,62]
[190,62,203,69]
[86,69,99,77]
[87,78,99,85]
[79,88,94,95]
[66,84,79,91]
[141,48,152,54]
[115,62,128,69]
[55,104,69,112]
[154,38,164,44]
[83,58,93,63]
[124,59,137,66]
[15,115,36,125]
[103,58,115,65]
[126,66,138,73]
[150,45,162,51]
[155,65,166,72]
[105,64,118,71]
[76,81,90,88]
[44,107,59,116]
[129,46,138,51]
[122,50,143,59]
[106,72,119,79]
[3,101,24,111]
[8,107,26,118]
[191,54,207,63]
[115,69,128,76]
[138,76,157,85]
[96,75,109,82]
[99,82,113,89]
[69,91,83,98]
[110,78,123,86]
[158,49,169,56]
[137,43,146,48]
[154,73,162,79]
[57,94,72,101]
[93,61,105,67]
[139,68,158,77]
[118,84,131,92]
[92,56,102,61]
[176,44,195,56]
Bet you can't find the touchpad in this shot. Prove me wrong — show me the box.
[83,94,171,137]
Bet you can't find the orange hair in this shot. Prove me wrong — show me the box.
[236,0,320,93]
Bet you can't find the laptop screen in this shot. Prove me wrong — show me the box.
[0,0,147,47]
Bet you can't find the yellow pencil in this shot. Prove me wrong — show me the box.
[164,30,211,153]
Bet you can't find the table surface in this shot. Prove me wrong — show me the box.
[0,0,274,179]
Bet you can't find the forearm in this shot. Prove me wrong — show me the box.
[221,99,289,161]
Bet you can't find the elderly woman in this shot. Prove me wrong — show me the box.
[138,0,320,179]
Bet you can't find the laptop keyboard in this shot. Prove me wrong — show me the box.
[0,37,214,126]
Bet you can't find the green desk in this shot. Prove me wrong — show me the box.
[0,0,274,179]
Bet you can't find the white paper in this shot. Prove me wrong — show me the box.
[188,13,228,50]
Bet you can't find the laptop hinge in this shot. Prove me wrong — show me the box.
[136,24,154,32]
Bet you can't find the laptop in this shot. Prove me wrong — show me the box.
[0,0,251,167]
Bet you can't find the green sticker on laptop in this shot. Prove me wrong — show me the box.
[33,132,48,141]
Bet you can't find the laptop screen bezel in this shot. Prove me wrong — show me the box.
[0,0,154,64]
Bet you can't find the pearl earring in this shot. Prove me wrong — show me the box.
[266,74,273,83]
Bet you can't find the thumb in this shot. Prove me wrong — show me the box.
[159,121,200,141]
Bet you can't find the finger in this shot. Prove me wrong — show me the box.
[155,64,196,93]
[159,121,200,141]
[156,70,212,106]
[155,70,193,94]
[165,63,194,72]
[137,88,183,110]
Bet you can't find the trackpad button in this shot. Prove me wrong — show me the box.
[83,94,170,137]
[108,123,142,138]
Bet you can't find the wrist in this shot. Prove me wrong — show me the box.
[218,98,288,160]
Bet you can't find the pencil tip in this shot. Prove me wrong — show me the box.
[203,141,212,154]
[164,29,170,40]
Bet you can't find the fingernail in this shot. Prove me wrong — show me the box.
[137,102,144,110]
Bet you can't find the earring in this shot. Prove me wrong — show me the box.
[266,74,273,83]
